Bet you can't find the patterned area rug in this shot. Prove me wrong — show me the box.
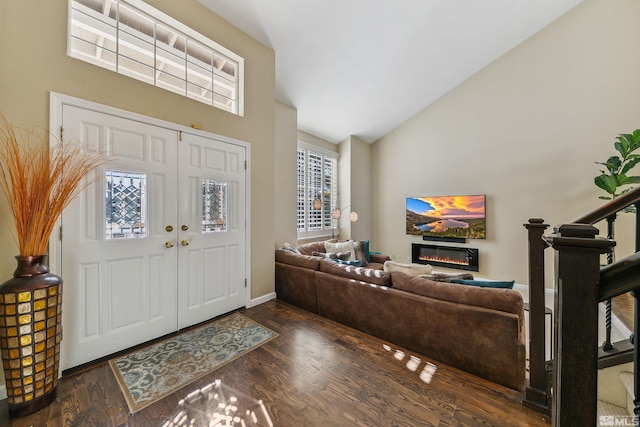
[109,312,277,413]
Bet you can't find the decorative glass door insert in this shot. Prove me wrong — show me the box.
[201,179,227,232]
[105,170,147,240]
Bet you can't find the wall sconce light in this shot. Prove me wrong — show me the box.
[331,206,359,238]
[331,206,358,223]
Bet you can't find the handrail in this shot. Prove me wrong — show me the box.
[574,186,640,225]
[599,251,640,301]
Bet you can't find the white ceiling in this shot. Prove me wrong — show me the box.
[197,0,583,144]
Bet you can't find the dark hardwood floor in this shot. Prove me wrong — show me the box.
[612,292,634,333]
[0,300,550,426]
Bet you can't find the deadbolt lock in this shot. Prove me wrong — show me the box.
[181,225,189,231]
[166,225,174,232]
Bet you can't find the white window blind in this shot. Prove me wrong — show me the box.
[297,144,338,239]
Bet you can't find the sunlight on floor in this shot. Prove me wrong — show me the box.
[383,344,438,384]
[163,379,273,427]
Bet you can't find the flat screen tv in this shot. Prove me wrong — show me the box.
[406,195,486,239]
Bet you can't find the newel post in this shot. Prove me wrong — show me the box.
[546,224,615,427]
[523,218,551,414]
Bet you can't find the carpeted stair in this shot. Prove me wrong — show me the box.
[597,371,634,427]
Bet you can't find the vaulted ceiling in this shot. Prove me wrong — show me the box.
[197,0,583,143]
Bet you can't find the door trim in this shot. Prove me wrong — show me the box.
[48,91,252,312]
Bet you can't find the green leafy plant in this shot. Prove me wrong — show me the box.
[594,130,640,206]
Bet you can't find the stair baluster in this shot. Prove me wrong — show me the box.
[603,214,616,351]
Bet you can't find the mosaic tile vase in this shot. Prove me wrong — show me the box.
[0,255,62,418]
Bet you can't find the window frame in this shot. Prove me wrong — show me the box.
[67,0,244,116]
[297,142,339,240]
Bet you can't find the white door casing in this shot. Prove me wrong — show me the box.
[49,93,250,370]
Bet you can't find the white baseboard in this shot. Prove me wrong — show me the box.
[246,292,276,308]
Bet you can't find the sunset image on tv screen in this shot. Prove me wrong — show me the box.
[406,195,486,239]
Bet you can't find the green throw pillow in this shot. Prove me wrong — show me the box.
[450,279,515,289]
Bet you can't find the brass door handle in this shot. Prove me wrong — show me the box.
[181,225,189,231]
[165,241,174,248]
[181,240,190,246]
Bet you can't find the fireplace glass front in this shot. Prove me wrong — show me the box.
[411,243,479,272]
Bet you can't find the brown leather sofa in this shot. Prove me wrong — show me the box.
[275,242,526,391]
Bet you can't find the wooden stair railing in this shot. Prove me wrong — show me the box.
[523,186,640,426]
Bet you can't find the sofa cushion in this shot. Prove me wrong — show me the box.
[324,241,356,261]
[383,260,433,276]
[312,251,351,261]
[275,250,322,270]
[450,279,515,289]
[319,259,391,286]
[391,271,522,315]
[297,241,327,256]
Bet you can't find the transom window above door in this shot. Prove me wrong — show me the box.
[68,0,244,115]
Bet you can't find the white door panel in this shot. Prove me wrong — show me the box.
[177,133,246,328]
[61,106,179,369]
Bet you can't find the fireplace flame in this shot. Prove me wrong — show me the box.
[418,255,469,266]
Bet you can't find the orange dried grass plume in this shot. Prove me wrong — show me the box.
[0,116,104,256]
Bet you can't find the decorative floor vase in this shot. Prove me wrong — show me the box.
[0,255,62,417]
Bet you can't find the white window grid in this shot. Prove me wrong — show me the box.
[68,0,244,115]
[297,145,338,238]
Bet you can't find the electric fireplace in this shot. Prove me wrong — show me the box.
[411,243,479,272]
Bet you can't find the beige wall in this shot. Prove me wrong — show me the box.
[298,130,338,154]
[0,2,275,298]
[337,136,372,242]
[372,0,640,284]
[275,102,298,247]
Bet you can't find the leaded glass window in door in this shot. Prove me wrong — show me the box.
[105,170,147,240]
[202,179,227,232]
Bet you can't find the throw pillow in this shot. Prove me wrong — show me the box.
[280,242,301,255]
[363,240,371,263]
[324,240,356,261]
[352,241,369,266]
[383,260,433,276]
[333,259,363,267]
[312,251,351,261]
[418,272,474,282]
[449,279,515,289]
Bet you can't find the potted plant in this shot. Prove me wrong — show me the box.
[0,116,103,417]
[594,130,640,211]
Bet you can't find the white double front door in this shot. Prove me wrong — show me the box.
[57,103,247,370]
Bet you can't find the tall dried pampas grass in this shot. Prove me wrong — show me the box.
[0,116,104,256]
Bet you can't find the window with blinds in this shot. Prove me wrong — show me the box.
[297,144,338,239]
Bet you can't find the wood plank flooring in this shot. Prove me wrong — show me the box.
[0,300,550,426]
[612,292,634,333]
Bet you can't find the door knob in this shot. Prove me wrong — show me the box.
[166,225,174,232]
[181,240,190,246]
[181,225,189,231]
[165,241,174,248]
